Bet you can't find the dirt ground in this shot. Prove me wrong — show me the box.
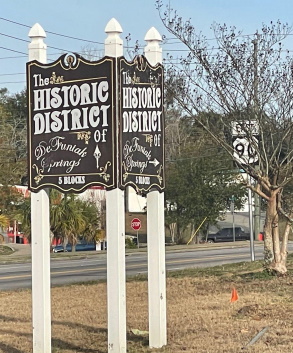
[0,266,293,353]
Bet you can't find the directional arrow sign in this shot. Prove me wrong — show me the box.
[149,158,160,167]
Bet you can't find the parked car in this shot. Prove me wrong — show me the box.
[207,227,250,243]
[75,242,96,251]
[52,244,72,253]
[52,242,96,253]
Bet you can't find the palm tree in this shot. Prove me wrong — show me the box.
[14,197,31,242]
[79,200,101,243]
[50,193,86,251]
[0,214,9,228]
[15,189,101,250]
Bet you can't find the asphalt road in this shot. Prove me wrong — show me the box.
[0,242,285,291]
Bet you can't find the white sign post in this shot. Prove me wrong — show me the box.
[28,23,52,353]
[144,27,167,348]
[104,18,127,353]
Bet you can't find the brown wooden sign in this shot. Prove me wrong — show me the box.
[119,55,165,193]
[26,54,116,193]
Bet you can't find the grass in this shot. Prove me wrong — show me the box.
[0,245,14,256]
[0,254,293,352]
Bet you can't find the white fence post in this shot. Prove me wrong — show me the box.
[144,27,167,348]
[28,23,52,353]
[104,18,127,353]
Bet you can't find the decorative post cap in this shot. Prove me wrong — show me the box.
[104,18,123,57]
[28,23,46,39]
[144,27,162,65]
[105,18,123,34]
[144,27,162,42]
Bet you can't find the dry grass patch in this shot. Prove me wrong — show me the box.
[0,259,293,352]
[0,245,14,256]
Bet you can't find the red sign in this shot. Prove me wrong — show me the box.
[131,218,141,231]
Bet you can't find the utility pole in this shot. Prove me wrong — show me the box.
[248,183,255,261]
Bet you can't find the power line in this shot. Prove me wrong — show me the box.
[0,46,26,55]
[0,73,24,76]
[0,81,25,84]
[2,15,291,45]
[0,52,70,61]
[0,55,26,60]
[1,20,292,61]
[1,15,293,55]
[0,32,28,43]
[0,17,104,45]
[0,32,77,54]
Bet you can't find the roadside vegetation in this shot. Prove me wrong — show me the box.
[157,0,293,275]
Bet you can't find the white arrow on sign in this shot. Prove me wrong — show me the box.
[149,158,159,167]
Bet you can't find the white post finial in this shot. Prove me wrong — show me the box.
[28,23,47,62]
[105,18,123,57]
[144,27,162,65]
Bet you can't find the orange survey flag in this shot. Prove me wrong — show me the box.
[230,287,239,302]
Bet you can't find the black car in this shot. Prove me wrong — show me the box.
[207,227,250,243]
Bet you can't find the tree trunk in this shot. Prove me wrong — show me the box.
[176,223,184,244]
[264,191,287,275]
[170,223,176,243]
[270,220,291,275]
[263,197,275,265]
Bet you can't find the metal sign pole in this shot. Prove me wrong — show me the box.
[137,230,139,248]
[248,178,255,261]
[28,23,52,353]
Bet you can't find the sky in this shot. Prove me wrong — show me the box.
[1,0,293,94]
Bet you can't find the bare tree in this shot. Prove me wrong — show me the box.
[0,89,27,186]
[157,0,293,274]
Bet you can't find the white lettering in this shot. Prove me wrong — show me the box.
[63,176,86,184]
[33,80,110,111]
[33,104,110,135]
